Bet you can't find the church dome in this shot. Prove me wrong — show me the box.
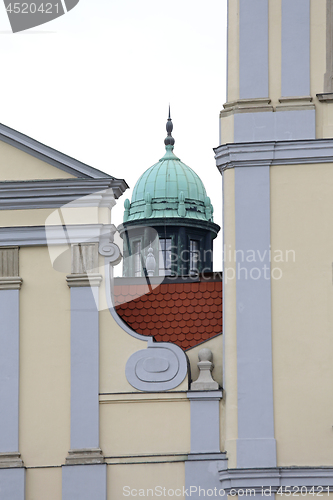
[123,111,214,223]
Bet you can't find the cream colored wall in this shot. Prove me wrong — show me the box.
[107,462,185,500]
[0,140,75,181]
[19,245,70,467]
[271,162,333,466]
[222,168,237,467]
[220,113,234,147]
[26,468,62,500]
[100,395,190,457]
[311,0,326,97]
[269,0,282,106]
[0,207,110,227]
[312,0,327,139]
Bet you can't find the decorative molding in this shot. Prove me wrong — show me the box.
[277,96,315,112]
[0,178,125,210]
[279,96,312,104]
[317,92,333,102]
[99,392,188,404]
[106,453,188,465]
[125,341,189,392]
[219,467,333,493]
[220,98,273,117]
[214,138,333,172]
[0,453,23,469]
[187,391,222,402]
[65,448,105,465]
[71,243,98,274]
[0,224,107,247]
[0,247,19,277]
[190,349,219,390]
[66,274,102,288]
[188,453,227,462]
[0,278,23,290]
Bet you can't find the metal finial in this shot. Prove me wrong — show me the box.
[164,105,175,147]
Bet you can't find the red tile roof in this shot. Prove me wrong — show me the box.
[114,277,222,350]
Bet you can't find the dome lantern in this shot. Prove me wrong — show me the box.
[119,111,220,278]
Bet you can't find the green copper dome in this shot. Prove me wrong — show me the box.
[123,113,214,224]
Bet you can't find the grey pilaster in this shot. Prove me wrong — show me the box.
[62,464,106,500]
[185,390,225,498]
[239,0,268,99]
[281,0,310,97]
[0,247,23,469]
[0,468,25,500]
[187,391,222,454]
[66,244,103,463]
[234,166,276,468]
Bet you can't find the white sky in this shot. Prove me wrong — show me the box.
[0,0,227,272]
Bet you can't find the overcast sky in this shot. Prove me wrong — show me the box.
[0,0,227,273]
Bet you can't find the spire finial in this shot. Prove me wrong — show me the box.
[164,105,175,148]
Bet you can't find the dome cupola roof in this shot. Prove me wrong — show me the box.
[123,109,214,224]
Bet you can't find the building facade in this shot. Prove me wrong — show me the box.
[2,0,333,498]
[214,0,333,494]
[0,117,223,499]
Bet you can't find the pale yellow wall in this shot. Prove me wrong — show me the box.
[222,168,237,467]
[0,140,75,181]
[269,0,282,106]
[271,163,333,466]
[26,467,62,500]
[0,207,110,227]
[107,462,185,500]
[220,113,234,147]
[19,245,71,467]
[312,0,327,139]
[100,396,190,457]
[311,0,326,97]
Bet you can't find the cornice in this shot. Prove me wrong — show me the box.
[0,178,128,210]
[0,277,23,290]
[219,467,333,493]
[0,452,24,468]
[0,224,110,246]
[214,138,333,172]
[65,448,105,465]
[66,273,103,287]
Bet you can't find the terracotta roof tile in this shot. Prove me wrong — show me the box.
[115,279,222,350]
